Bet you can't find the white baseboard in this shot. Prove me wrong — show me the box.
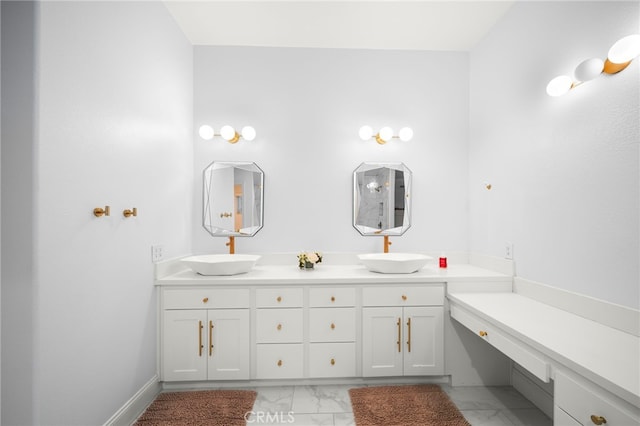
[103,375,161,426]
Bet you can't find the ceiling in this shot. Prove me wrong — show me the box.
[163,1,515,51]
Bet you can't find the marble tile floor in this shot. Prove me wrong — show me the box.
[245,384,552,426]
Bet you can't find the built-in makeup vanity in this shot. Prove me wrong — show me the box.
[448,282,640,425]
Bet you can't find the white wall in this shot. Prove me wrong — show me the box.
[193,47,470,256]
[469,1,639,309]
[2,1,193,424]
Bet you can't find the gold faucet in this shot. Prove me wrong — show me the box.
[383,235,392,253]
[226,236,235,254]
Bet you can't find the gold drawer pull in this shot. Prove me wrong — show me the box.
[202,297,209,303]
[479,330,488,337]
[277,359,283,367]
[331,296,336,302]
[198,321,204,357]
[330,323,336,330]
[277,323,282,331]
[401,295,407,301]
[407,317,412,352]
[209,321,214,356]
[590,415,607,425]
[277,296,282,303]
[330,358,335,366]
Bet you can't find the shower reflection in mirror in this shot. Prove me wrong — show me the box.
[353,162,412,236]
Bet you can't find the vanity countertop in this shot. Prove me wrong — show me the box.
[155,262,512,286]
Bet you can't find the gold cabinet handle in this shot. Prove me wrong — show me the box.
[277,359,283,367]
[590,415,607,425]
[401,295,407,301]
[330,296,336,302]
[330,358,335,366]
[198,320,204,357]
[330,323,336,330]
[277,323,282,331]
[202,297,209,303]
[407,317,412,353]
[277,296,282,303]
[479,330,488,337]
[209,321,214,356]
[396,317,402,352]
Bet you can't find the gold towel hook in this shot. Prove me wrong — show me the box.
[123,207,137,218]
[93,206,110,217]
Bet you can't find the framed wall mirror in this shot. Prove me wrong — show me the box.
[203,161,264,237]
[353,162,412,236]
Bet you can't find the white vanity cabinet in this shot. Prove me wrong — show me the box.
[308,287,357,378]
[554,370,639,426]
[161,288,250,381]
[255,288,304,379]
[362,285,444,377]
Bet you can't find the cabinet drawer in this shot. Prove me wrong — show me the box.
[256,288,303,308]
[309,308,356,342]
[553,406,581,426]
[363,285,444,307]
[163,288,249,309]
[555,371,639,426]
[256,344,304,379]
[309,343,356,378]
[450,304,550,382]
[256,309,303,343]
[309,287,356,307]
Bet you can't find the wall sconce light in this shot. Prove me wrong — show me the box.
[546,34,640,97]
[198,124,256,143]
[359,125,413,144]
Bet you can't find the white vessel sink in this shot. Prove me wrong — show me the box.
[181,254,261,276]
[357,253,432,274]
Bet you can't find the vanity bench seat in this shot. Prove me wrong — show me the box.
[448,291,640,424]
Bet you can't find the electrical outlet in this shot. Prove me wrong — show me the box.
[505,242,513,260]
[151,245,164,262]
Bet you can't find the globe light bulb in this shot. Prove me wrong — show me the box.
[608,34,640,64]
[378,127,393,142]
[198,125,214,140]
[546,75,573,97]
[574,58,604,82]
[359,125,373,140]
[241,126,256,141]
[398,127,414,142]
[220,125,236,141]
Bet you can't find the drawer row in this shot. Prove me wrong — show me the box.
[257,308,356,343]
[256,342,356,379]
[163,286,444,310]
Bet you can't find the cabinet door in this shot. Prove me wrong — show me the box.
[362,307,403,377]
[403,306,444,376]
[162,310,207,381]
[208,309,250,380]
